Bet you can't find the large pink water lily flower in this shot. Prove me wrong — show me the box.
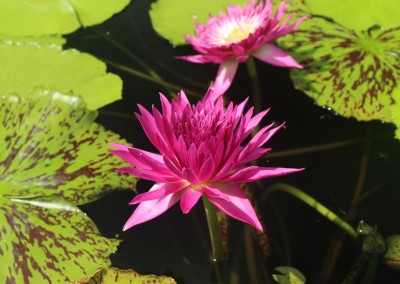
[110,88,302,231]
[177,0,306,97]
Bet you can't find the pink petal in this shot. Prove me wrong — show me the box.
[123,191,183,230]
[213,60,239,98]
[180,187,203,214]
[252,43,302,68]
[206,183,263,231]
[130,182,189,204]
[117,167,181,183]
[221,166,304,183]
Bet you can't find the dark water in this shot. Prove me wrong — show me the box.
[71,1,400,283]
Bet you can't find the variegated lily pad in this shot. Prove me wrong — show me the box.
[0,44,122,110]
[0,91,136,205]
[0,196,120,283]
[149,0,249,46]
[276,16,400,136]
[74,267,177,284]
[0,0,131,37]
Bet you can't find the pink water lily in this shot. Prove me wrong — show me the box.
[110,88,302,231]
[177,0,306,97]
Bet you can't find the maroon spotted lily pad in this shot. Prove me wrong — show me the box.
[0,197,120,283]
[0,91,136,205]
[0,91,136,282]
[74,267,177,284]
[276,15,400,137]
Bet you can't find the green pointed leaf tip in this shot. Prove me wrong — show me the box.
[149,0,250,46]
[74,267,177,284]
[0,196,120,284]
[0,0,131,37]
[0,44,122,110]
[276,16,400,128]
[0,91,136,205]
[272,266,306,284]
[305,0,400,31]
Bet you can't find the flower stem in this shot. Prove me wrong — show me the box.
[202,196,226,283]
[245,58,262,115]
[263,183,357,239]
[202,196,225,261]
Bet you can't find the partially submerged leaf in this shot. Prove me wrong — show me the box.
[305,0,400,31]
[0,196,120,283]
[277,16,400,132]
[74,267,177,284]
[149,0,249,46]
[0,44,122,110]
[0,91,136,205]
[272,266,306,284]
[0,0,131,37]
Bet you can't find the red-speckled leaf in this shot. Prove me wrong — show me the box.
[276,16,400,132]
[0,196,120,284]
[0,91,136,205]
[74,267,177,284]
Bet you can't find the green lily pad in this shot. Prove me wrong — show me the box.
[0,196,120,283]
[272,266,306,284]
[276,16,400,133]
[0,0,131,37]
[0,44,122,110]
[74,267,177,284]
[0,35,66,47]
[149,0,249,46]
[305,0,400,31]
[0,91,136,205]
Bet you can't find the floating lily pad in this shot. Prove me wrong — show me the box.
[276,16,400,135]
[149,0,249,46]
[0,44,122,110]
[0,35,66,47]
[0,196,120,283]
[305,0,400,31]
[0,0,131,37]
[0,91,136,205]
[272,266,306,284]
[74,267,177,284]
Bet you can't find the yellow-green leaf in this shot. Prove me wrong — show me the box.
[0,44,122,110]
[272,266,306,284]
[0,0,131,37]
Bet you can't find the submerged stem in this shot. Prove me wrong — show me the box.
[264,183,357,239]
[245,58,262,115]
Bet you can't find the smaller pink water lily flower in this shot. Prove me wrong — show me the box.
[177,0,306,97]
[110,88,302,231]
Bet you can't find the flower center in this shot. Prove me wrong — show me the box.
[209,12,264,46]
[172,108,227,148]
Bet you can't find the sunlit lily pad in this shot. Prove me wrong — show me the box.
[0,0,131,37]
[0,35,66,47]
[0,91,136,205]
[74,267,177,284]
[0,196,120,283]
[276,16,400,134]
[149,0,249,46]
[0,44,122,110]
[305,0,400,31]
